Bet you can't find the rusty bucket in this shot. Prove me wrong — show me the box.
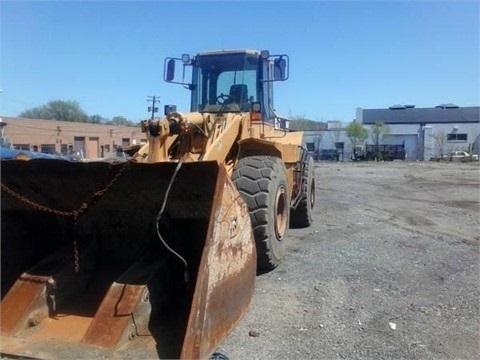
[1,159,256,359]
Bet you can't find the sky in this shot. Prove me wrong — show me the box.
[0,0,479,123]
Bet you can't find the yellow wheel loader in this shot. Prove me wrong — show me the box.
[0,49,315,359]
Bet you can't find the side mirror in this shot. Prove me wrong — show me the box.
[164,55,192,86]
[274,57,287,81]
[166,59,176,82]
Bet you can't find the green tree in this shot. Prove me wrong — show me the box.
[18,106,51,119]
[289,116,326,131]
[345,121,368,148]
[19,100,89,122]
[106,116,136,126]
[89,114,107,124]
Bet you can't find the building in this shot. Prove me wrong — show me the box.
[357,104,480,161]
[0,117,147,159]
[303,121,349,161]
[302,105,480,161]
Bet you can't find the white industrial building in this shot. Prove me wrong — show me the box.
[303,105,480,161]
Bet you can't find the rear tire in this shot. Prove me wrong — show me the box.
[290,156,315,228]
[232,156,290,271]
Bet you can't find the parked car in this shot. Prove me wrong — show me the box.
[449,151,479,162]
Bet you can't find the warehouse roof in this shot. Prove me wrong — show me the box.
[360,106,479,125]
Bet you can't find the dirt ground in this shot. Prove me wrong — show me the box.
[218,161,479,359]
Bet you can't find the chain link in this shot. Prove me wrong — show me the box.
[1,162,130,273]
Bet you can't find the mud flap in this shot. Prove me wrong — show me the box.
[1,159,256,359]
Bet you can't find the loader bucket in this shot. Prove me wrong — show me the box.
[0,159,256,359]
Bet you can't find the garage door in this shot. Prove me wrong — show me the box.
[86,137,99,159]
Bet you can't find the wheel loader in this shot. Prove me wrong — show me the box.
[0,49,315,359]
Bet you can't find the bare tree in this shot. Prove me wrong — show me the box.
[430,130,448,159]
[370,121,390,146]
[370,121,390,160]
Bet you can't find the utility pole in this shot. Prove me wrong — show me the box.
[147,96,159,120]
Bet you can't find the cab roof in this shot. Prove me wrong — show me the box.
[196,49,261,57]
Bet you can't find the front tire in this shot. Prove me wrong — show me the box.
[232,156,290,271]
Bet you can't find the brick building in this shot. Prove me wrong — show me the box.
[0,117,147,159]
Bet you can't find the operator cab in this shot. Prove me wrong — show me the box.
[164,49,289,128]
[190,51,258,113]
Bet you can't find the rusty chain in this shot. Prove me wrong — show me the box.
[1,162,130,273]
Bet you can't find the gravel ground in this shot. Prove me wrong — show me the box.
[218,161,479,360]
[2,161,478,360]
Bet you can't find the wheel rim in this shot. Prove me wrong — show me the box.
[274,185,287,241]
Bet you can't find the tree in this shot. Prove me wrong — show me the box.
[345,121,368,149]
[89,114,107,124]
[18,106,51,119]
[370,121,390,147]
[106,116,136,126]
[289,116,326,131]
[370,121,390,159]
[19,100,89,122]
[430,130,447,158]
[18,100,138,126]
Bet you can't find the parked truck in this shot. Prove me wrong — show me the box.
[1,49,315,359]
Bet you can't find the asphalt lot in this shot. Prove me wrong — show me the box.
[219,160,479,359]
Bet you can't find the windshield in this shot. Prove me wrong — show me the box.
[191,53,259,113]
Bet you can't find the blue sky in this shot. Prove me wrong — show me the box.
[1,1,478,123]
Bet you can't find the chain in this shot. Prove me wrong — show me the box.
[0,183,86,218]
[73,237,80,272]
[1,162,130,273]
